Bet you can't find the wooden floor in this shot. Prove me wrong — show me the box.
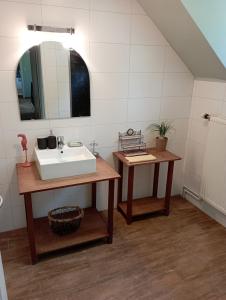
[2,196,226,300]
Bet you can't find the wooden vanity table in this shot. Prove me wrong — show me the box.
[113,148,181,224]
[16,157,120,264]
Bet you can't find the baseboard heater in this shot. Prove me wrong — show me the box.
[182,186,201,201]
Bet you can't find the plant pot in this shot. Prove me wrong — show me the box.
[156,137,168,151]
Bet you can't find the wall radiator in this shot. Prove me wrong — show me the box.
[200,114,226,215]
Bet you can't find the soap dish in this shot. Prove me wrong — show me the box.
[68,141,83,147]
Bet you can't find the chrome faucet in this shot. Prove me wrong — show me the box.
[57,136,64,149]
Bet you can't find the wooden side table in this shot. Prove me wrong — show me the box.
[113,148,181,224]
[16,157,120,264]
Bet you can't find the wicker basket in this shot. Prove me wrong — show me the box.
[48,206,84,235]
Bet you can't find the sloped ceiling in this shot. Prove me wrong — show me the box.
[182,0,226,68]
[138,0,226,80]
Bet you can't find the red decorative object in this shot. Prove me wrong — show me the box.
[17,134,31,167]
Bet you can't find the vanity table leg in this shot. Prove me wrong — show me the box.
[107,179,115,243]
[117,161,123,208]
[24,193,37,264]
[127,166,134,225]
[153,163,160,198]
[164,161,174,216]
[92,183,96,208]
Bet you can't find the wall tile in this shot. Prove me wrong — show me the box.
[49,117,91,128]
[165,47,190,73]
[0,102,21,130]
[131,15,167,45]
[0,159,11,185]
[172,119,189,141]
[128,98,160,122]
[41,0,90,9]
[190,97,221,120]
[129,73,163,98]
[221,102,226,118]
[0,1,42,37]
[163,73,194,97]
[90,0,131,14]
[91,73,128,99]
[160,97,191,119]
[184,169,202,195]
[93,123,127,148]
[0,183,11,209]
[185,139,205,178]
[194,80,226,100]
[188,119,209,146]
[52,185,91,212]
[5,0,40,3]
[0,102,50,131]
[76,126,95,147]
[90,43,130,72]
[0,71,18,102]
[90,11,130,44]
[0,207,13,232]
[130,45,165,72]
[11,204,26,229]
[0,37,28,71]
[42,6,90,40]
[0,127,6,159]
[93,100,127,125]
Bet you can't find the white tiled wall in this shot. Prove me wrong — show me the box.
[0,0,194,232]
[184,79,226,225]
[184,80,226,195]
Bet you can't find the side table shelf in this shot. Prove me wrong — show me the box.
[113,148,181,224]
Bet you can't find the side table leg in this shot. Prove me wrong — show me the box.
[117,161,123,208]
[92,182,96,208]
[127,166,134,225]
[107,179,115,243]
[164,161,174,216]
[152,163,160,198]
[24,193,37,264]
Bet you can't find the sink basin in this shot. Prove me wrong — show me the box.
[35,145,96,180]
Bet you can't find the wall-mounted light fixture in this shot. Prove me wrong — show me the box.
[27,24,75,34]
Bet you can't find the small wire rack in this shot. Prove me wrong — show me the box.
[118,129,147,156]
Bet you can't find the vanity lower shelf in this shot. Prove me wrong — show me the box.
[34,208,108,256]
[118,197,165,218]
[16,157,120,264]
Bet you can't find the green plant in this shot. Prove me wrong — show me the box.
[151,121,173,138]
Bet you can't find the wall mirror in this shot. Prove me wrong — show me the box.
[16,41,90,120]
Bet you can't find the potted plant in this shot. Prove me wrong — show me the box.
[151,121,173,151]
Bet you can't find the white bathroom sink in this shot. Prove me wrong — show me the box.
[35,145,96,180]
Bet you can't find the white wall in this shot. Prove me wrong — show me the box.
[0,253,8,300]
[0,0,194,232]
[184,79,226,225]
[184,79,226,194]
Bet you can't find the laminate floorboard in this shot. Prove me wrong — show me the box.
[1,196,226,300]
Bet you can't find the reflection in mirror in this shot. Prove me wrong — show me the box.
[16,41,90,120]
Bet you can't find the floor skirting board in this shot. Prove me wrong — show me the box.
[184,190,226,228]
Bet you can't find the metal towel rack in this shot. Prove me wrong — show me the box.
[202,113,211,120]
